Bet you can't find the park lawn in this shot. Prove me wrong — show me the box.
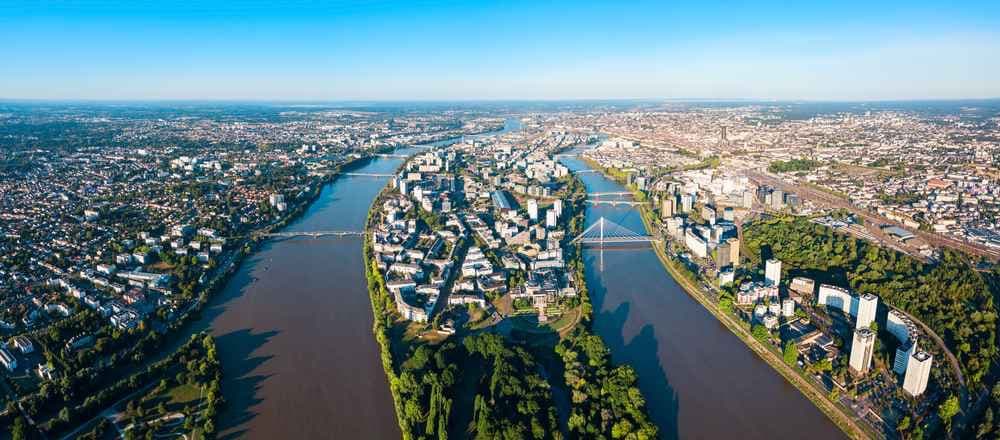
[116,381,207,439]
[544,306,580,336]
[417,330,450,345]
[167,382,203,406]
[135,381,204,415]
[506,305,581,336]
[467,305,486,324]
[492,294,513,316]
[401,321,429,342]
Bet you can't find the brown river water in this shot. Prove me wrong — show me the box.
[186,126,844,439]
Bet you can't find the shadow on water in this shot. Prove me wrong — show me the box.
[214,328,279,440]
[151,245,282,438]
[185,244,273,331]
[587,257,681,440]
[562,146,843,440]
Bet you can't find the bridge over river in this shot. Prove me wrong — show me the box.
[571,216,659,270]
[585,199,649,207]
[556,147,845,440]
[341,172,395,177]
[262,230,364,238]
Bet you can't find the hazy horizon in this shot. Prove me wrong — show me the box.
[3,97,999,104]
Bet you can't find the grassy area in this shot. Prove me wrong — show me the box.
[467,305,486,323]
[546,307,581,337]
[465,306,495,331]
[508,306,581,337]
[492,294,513,316]
[166,382,203,406]
[114,380,207,439]
[400,321,427,341]
[398,318,453,345]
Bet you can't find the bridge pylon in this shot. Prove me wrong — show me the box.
[570,217,658,271]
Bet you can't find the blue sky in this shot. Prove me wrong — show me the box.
[2,0,999,100]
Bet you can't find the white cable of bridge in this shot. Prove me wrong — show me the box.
[571,217,655,244]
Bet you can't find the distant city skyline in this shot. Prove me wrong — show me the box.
[3,0,999,101]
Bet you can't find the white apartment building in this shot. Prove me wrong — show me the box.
[903,351,932,396]
[856,293,878,329]
[765,259,782,286]
[685,228,708,259]
[818,284,856,316]
[850,327,876,375]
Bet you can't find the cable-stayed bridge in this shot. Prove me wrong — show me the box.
[570,217,658,245]
[585,199,648,207]
[570,217,659,271]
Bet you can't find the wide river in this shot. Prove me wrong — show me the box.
[204,150,409,439]
[560,150,844,440]
[194,120,843,439]
[194,123,519,439]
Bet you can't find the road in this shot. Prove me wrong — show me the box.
[747,172,970,386]
[748,171,1000,261]
[121,412,186,434]
[890,306,965,387]
[54,244,243,438]
[59,382,157,440]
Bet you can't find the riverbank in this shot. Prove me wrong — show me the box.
[38,153,381,437]
[578,151,868,438]
[361,177,416,439]
[634,204,870,439]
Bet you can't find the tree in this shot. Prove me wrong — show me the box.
[898,415,910,432]
[751,325,770,343]
[974,407,993,439]
[11,416,27,440]
[810,358,833,374]
[744,217,997,385]
[719,297,733,313]
[783,341,798,367]
[828,389,840,401]
[938,394,960,432]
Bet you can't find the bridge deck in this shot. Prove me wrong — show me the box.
[264,231,364,238]
[341,172,394,177]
